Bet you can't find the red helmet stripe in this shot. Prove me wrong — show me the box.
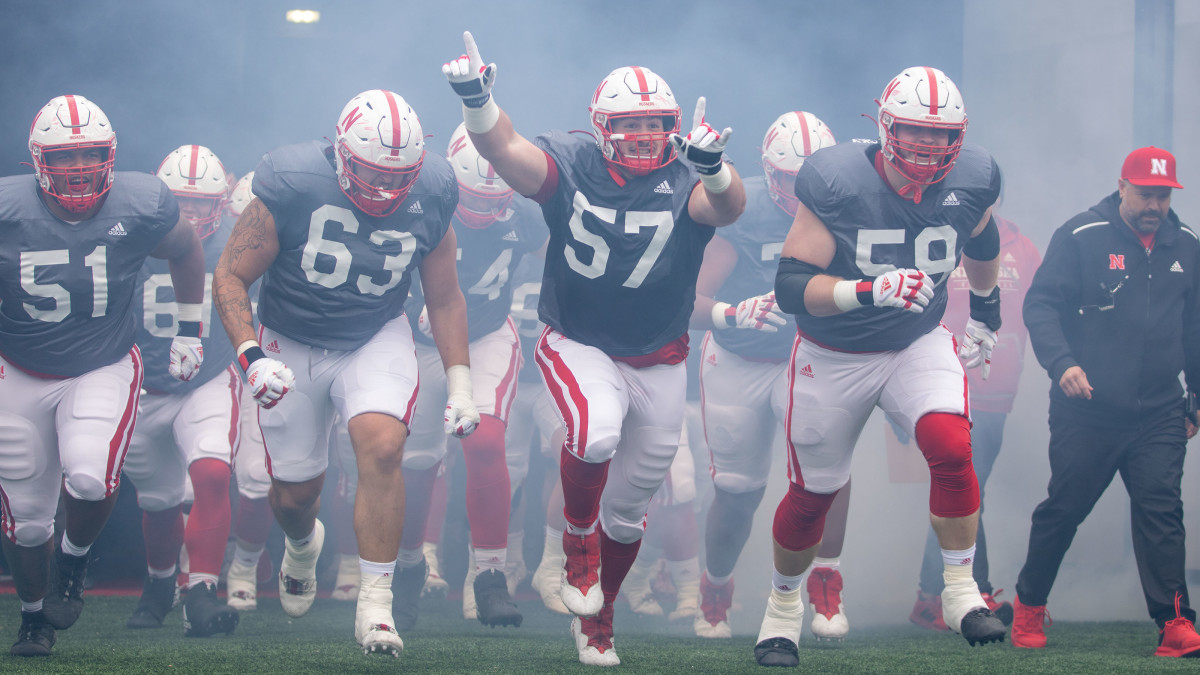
[65,95,81,128]
[631,67,651,102]
[924,66,939,115]
[449,135,469,158]
[484,162,498,186]
[385,91,402,157]
[188,144,200,186]
[795,112,812,156]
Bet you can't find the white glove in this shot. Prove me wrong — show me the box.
[168,336,204,382]
[668,97,732,177]
[442,31,497,109]
[417,305,433,338]
[872,269,934,313]
[713,292,787,332]
[245,358,296,409]
[958,318,998,380]
[444,365,480,438]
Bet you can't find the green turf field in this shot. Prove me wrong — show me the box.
[0,592,1192,674]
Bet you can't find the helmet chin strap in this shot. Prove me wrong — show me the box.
[897,181,924,204]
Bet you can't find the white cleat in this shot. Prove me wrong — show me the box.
[331,553,360,602]
[355,570,403,658]
[462,558,478,620]
[531,554,571,615]
[505,558,527,598]
[224,558,258,611]
[421,543,449,599]
[668,560,700,622]
[278,519,325,618]
[755,588,803,667]
[571,604,620,667]
[807,568,849,641]
[561,531,603,617]
[622,558,664,617]
[694,614,732,638]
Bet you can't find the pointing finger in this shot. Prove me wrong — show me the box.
[692,96,707,131]
[463,31,482,68]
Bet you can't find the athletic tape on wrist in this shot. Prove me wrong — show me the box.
[832,280,868,312]
[446,364,473,397]
[711,302,732,329]
[178,303,203,323]
[235,340,263,373]
[462,99,500,134]
[699,163,732,194]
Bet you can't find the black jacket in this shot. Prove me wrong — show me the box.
[1023,191,1200,425]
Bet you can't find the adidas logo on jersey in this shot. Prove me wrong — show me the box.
[1171,261,1185,273]
[502,231,519,242]
[407,201,423,214]
[941,192,960,206]
[653,180,673,195]
[264,340,281,354]
[1004,252,1017,263]
[108,222,128,236]
[799,364,814,378]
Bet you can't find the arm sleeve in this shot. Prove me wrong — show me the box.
[1022,225,1080,383]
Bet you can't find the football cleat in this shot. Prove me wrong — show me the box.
[621,554,664,617]
[224,558,259,611]
[462,556,478,620]
[982,589,1013,627]
[505,557,527,598]
[942,578,1005,645]
[531,548,571,615]
[667,559,700,622]
[1155,593,1200,657]
[278,519,325,618]
[331,553,361,602]
[474,568,523,628]
[127,575,177,628]
[357,571,404,658]
[909,589,948,631]
[392,558,427,632]
[561,530,603,617]
[756,588,803,665]
[694,573,734,639]
[958,607,1006,646]
[807,567,849,641]
[1011,595,1050,649]
[10,611,56,657]
[43,550,89,630]
[421,542,449,599]
[182,581,239,637]
[571,601,619,666]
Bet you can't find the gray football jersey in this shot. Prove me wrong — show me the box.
[793,141,1000,352]
[253,141,457,351]
[0,173,178,376]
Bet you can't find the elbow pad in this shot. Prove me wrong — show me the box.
[775,257,824,315]
[963,216,1000,260]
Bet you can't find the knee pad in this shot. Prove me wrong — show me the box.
[0,414,43,482]
[12,520,53,548]
[576,426,621,464]
[915,413,979,518]
[598,498,648,545]
[63,471,110,502]
[772,482,837,552]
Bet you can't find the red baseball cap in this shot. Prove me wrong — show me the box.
[1121,146,1183,189]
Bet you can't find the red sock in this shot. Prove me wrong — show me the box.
[234,496,273,547]
[142,505,184,572]
[560,446,609,530]
[599,525,641,605]
[425,470,448,547]
[399,464,440,551]
[462,415,510,550]
[660,503,699,561]
[185,458,232,577]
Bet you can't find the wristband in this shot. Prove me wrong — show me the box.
[462,99,500,134]
[236,340,264,373]
[698,163,732,194]
[710,302,733,329]
[446,364,473,397]
[832,279,873,312]
[178,303,203,323]
[177,321,202,338]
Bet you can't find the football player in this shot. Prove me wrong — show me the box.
[691,112,855,642]
[212,89,478,658]
[760,67,1008,666]
[122,145,243,637]
[0,95,206,657]
[444,31,746,666]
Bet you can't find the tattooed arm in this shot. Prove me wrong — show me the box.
[214,197,280,348]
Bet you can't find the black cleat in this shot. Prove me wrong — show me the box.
[960,607,1006,646]
[473,569,522,628]
[182,582,239,637]
[127,575,177,629]
[754,637,799,667]
[10,611,56,657]
[43,551,89,630]
[391,558,426,633]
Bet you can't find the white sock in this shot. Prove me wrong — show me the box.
[772,568,806,594]
[21,599,44,613]
[188,573,219,589]
[60,534,91,557]
[475,547,507,573]
[232,544,263,569]
[359,558,396,577]
[148,564,176,579]
[286,525,317,550]
[565,521,596,537]
[941,545,975,568]
[396,547,424,570]
[812,556,840,571]
[706,570,734,587]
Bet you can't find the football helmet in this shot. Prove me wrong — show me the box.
[447,123,513,229]
[28,94,117,214]
[156,144,230,239]
[877,66,967,189]
[334,89,424,217]
[588,66,681,176]
[761,111,836,216]
[227,171,255,218]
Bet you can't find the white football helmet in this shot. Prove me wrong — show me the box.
[588,66,681,176]
[157,144,230,239]
[877,66,967,189]
[447,123,513,229]
[334,89,424,217]
[28,94,117,214]
[227,171,255,218]
[761,111,836,217]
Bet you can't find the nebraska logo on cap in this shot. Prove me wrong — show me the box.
[1122,146,1184,189]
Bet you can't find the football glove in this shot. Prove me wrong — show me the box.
[714,292,787,332]
[669,97,732,176]
[442,31,497,109]
[444,365,480,438]
[168,336,204,382]
[958,319,998,380]
[872,269,934,313]
[245,358,296,409]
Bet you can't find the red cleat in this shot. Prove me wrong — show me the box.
[1011,595,1050,649]
[1156,593,1200,658]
